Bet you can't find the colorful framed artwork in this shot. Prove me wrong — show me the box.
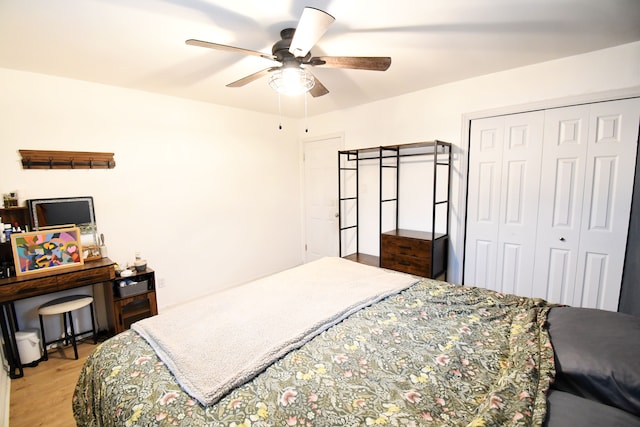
[10,227,84,276]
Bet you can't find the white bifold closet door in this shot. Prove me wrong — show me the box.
[465,111,545,297]
[465,98,640,311]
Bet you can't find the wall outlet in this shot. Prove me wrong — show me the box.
[158,278,166,288]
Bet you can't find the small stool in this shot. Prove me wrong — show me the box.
[38,295,96,360]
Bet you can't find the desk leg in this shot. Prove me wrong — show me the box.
[0,303,24,379]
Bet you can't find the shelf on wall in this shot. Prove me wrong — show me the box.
[19,150,115,169]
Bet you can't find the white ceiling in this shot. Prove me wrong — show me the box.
[1,0,639,118]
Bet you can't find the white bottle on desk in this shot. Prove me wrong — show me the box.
[3,224,12,242]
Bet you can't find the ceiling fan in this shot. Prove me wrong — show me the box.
[185,7,391,97]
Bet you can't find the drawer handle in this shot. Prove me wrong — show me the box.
[18,287,38,294]
[399,245,412,250]
[399,261,411,266]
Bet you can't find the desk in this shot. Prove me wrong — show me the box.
[0,258,114,378]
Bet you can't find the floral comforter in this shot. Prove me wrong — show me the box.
[73,279,555,426]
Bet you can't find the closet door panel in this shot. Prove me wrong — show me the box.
[574,98,640,310]
[545,248,571,303]
[587,156,616,229]
[465,117,504,290]
[472,239,494,289]
[578,252,608,308]
[465,112,544,293]
[532,105,590,303]
[500,243,522,295]
[496,113,544,296]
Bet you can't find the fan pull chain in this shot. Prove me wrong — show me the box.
[277,93,283,130]
[304,92,309,133]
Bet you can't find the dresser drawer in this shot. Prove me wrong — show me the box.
[381,233,431,257]
[380,230,448,278]
[380,252,430,277]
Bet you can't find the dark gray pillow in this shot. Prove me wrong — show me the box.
[545,390,640,427]
[547,306,640,416]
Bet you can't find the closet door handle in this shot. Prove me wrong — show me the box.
[560,237,565,242]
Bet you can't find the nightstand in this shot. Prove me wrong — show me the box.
[103,268,157,335]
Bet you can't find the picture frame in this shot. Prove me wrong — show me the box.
[10,226,84,276]
[82,244,102,261]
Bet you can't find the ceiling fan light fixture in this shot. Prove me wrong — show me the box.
[269,67,315,96]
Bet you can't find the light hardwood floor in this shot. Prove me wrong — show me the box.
[10,341,97,427]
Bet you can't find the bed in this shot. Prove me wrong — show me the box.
[73,257,640,426]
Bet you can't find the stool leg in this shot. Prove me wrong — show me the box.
[38,314,48,361]
[67,311,79,360]
[63,313,69,346]
[89,302,97,344]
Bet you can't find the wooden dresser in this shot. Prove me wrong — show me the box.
[380,229,447,278]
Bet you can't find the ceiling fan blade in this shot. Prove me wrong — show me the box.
[309,73,329,97]
[186,39,276,61]
[310,56,391,71]
[226,67,276,88]
[289,7,335,58]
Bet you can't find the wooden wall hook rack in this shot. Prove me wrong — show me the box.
[19,150,116,170]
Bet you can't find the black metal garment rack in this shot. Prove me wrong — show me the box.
[338,141,452,279]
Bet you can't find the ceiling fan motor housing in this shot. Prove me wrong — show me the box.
[272,29,311,64]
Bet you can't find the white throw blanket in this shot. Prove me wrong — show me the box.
[132,257,417,406]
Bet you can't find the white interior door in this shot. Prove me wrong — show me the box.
[304,135,342,262]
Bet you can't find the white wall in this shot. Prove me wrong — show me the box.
[0,68,304,332]
[303,41,640,283]
[2,41,639,334]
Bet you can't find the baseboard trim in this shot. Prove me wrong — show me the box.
[0,364,9,427]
